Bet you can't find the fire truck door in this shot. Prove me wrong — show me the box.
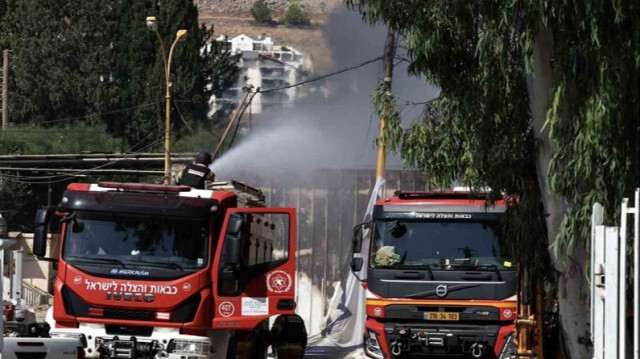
[213,208,297,329]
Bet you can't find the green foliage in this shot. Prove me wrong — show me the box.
[283,3,311,27]
[250,0,273,25]
[0,180,38,231]
[110,0,239,148]
[0,0,239,149]
[0,0,116,125]
[0,123,125,230]
[345,0,550,280]
[345,0,640,272]
[371,82,401,154]
[534,2,640,257]
[0,123,125,155]
[173,124,224,153]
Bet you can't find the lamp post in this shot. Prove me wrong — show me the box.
[146,16,188,185]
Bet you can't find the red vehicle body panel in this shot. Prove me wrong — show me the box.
[212,207,297,330]
[53,183,298,339]
[364,191,516,358]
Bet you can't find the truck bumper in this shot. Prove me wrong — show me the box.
[50,324,217,359]
[364,318,516,358]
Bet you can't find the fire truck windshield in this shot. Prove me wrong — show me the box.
[62,212,208,273]
[370,219,513,270]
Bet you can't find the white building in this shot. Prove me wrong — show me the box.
[213,34,306,115]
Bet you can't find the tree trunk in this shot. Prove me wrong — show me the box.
[527,27,591,358]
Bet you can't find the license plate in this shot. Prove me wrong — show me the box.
[424,312,459,321]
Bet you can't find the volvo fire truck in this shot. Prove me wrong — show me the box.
[351,190,518,358]
[32,181,302,359]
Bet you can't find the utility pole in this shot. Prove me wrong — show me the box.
[2,50,9,130]
[212,86,253,160]
[375,25,396,180]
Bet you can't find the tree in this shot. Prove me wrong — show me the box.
[0,0,117,125]
[345,0,639,357]
[0,0,239,149]
[283,3,310,27]
[250,0,272,25]
[109,0,239,148]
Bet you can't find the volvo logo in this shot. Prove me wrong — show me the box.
[435,284,448,298]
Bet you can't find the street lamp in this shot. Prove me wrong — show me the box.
[146,16,188,184]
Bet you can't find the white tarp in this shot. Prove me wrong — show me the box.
[305,178,385,357]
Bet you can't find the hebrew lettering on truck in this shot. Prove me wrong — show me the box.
[352,190,518,359]
[33,181,305,359]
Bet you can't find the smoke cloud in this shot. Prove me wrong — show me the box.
[211,7,438,180]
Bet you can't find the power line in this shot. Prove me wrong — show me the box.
[395,96,439,106]
[6,102,163,128]
[0,131,163,183]
[257,56,384,94]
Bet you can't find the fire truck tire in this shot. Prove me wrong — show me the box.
[225,334,237,359]
[269,315,307,359]
[253,319,270,359]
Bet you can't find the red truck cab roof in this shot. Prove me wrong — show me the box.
[376,190,507,207]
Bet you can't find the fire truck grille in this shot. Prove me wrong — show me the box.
[61,286,201,323]
[103,308,156,321]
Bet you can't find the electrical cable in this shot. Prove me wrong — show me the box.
[257,56,384,94]
[0,131,163,183]
[6,102,163,128]
[172,97,196,136]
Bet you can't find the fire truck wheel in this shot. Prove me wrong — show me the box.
[253,319,270,359]
[269,315,307,359]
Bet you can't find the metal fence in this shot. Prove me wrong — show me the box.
[21,281,52,307]
[591,190,639,359]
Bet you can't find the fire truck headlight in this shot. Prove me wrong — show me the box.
[50,332,87,348]
[364,330,384,359]
[170,339,211,356]
[498,334,517,359]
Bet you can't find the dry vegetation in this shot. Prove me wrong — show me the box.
[199,12,336,73]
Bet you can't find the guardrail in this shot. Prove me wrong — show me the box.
[21,281,52,307]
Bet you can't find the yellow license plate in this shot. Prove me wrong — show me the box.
[424,312,460,321]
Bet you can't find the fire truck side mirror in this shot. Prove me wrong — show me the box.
[350,257,363,272]
[352,222,368,254]
[223,214,245,267]
[227,213,244,236]
[224,235,242,267]
[33,209,52,257]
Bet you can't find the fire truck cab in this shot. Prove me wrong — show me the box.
[32,181,301,359]
[352,190,518,358]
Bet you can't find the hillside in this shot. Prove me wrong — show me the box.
[195,0,342,15]
[196,0,343,72]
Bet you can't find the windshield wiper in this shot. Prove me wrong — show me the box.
[379,263,435,280]
[66,255,127,268]
[130,259,185,271]
[450,262,503,281]
[476,263,503,281]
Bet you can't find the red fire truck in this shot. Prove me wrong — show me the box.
[351,190,518,358]
[32,181,303,358]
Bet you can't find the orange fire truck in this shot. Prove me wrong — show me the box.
[351,190,519,358]
[32,181,303,359]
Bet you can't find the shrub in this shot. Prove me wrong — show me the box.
[283,3,310,27]
[250,0,272,25]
